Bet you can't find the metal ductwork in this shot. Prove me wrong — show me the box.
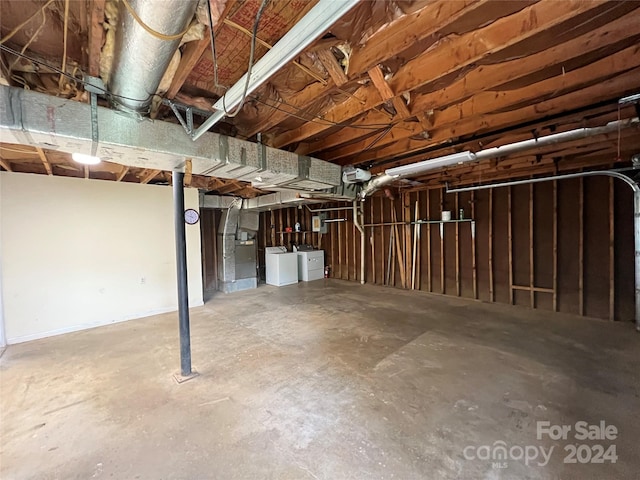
[109,0,198,113]
[360,117,640,198]
[217,200,260,293]
[0,85,341,191]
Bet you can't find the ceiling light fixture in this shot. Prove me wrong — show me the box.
[72,152,101,165]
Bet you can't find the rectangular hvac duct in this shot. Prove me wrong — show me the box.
[0,85,341,191]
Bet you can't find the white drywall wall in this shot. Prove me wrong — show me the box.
[0,172,203,343]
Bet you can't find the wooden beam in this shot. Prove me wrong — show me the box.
[328,48,640,162]
[379,104,634,173]
[140,169,160,184]
[245,0,485,139]
[167,36,211,99]
[272,84,381,148]
[184,158,192,187]
[347,0,487,78]
[390,0,608,95]
[304,0,612,158]
[409,8,640,115]
[116,165,129,181]
[84,165,89,179]
[36,147,52,175]
[344,66,640,164]
[216,180,243,194]
[512,285,554,293]
[88,0,106,77]
[242,81,333,139]
[316,49,348,86]
[0,158,12,172]
[166,0,238,99]
[368,65,412,119]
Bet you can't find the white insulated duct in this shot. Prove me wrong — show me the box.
[360,117,640,198]
[109,0,199,113]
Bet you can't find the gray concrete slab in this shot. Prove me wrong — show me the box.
[1,280,639,479]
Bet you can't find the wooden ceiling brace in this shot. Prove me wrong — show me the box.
[36,147,52,175]
[316,48,347,87]
[0,158,12,172]
[140,169,160,184]
[116,165,129,181]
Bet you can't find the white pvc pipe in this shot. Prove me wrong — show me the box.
[353,201,365,284]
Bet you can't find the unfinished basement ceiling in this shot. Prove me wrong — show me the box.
[1,0,639,194]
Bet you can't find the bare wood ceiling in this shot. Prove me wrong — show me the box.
[1,0,639,194]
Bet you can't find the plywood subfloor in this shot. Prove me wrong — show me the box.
[1,280,639,479]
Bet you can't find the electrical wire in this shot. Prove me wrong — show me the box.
[59,0,69,89]
[8,7,47,71]
[205,0,221,89]
[0,44,158,104]
[248,94,394,131]
[2,44,392,134]
[121,0,190,41]
[0,0,56,45]
[221,0,270,118]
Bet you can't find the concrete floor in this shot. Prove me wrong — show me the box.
[1,280,639,480]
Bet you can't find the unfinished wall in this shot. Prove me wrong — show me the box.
[258,178,635,322]
[0,172,203,343]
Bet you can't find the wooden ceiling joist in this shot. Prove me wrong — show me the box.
[233,0,485,139]
[331,46,640,163]
[285,0,633,163]
[333,65,640,166]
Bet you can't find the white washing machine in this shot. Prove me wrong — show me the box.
[295,246,325,282]
[265,246,299,286]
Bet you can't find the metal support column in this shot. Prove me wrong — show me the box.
[172,171,196,380]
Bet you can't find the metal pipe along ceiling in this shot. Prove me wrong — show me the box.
[446,169,640,332]
[359,116,639,198]
[109,0,198,113]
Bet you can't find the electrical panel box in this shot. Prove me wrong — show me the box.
[312,213,327,234]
